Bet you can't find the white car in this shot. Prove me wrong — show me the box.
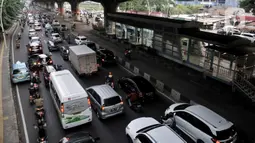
[52,20,60,26]
[34,23,42,31]
[51,33,62,43]
[29,19,34,24]
[126,117,187,143]
[75,36,87,45]
[162,103,238,143]
[38,54,52,65]
[28,29,36,38]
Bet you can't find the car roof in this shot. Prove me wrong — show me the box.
[78,36,86,38]
[38,54,47,58]
[146,126,186,143]
[29,29,35,31]
[88,84,119,99]
[45,65,56,73]
[31,37,40,40]
[52,33,59,35]
[13,61,27,70]
[186,105,230,128]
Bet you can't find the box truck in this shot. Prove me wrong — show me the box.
[69,45,98,75]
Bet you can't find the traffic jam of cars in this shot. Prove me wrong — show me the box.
[12,5,239,143]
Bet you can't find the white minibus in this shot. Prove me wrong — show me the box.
[49,70,92,129]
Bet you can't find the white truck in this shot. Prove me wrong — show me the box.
[69,45,98,76]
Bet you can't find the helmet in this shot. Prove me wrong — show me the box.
[30,83,34,87]
[32,72,36,77]
[109,72,112,75]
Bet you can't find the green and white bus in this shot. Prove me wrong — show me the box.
[49,70,92,129]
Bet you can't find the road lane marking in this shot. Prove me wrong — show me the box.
[11,25,30,143]
[0,42,5,143]
[44,40,47,44]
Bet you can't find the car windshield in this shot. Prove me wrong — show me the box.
[13,69,20,74]
[102,50,114,57]
[29,30,35,32]
[131,76,154,92]
[13,68,27,74]
[31,39,40,43]
[81,38,86,40]
[54,34,59,37]
[174,104,191,111]
[64,98,88,115]
[104,96,121,106]
[216,125,236,140]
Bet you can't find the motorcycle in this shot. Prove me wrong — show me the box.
[33,124,47,143]
[16,40,20,49]
[124,49,132,60]
[29,92,40,105]
[33,83,39,91]
[130,101,143,113]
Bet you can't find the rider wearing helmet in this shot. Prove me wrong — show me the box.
[31,72,40,83]
[29,82,35,93]
[34,97,44,111]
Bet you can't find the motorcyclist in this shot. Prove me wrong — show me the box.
[105,72,114,83]
[37,125,46,140]
[28,83,36,95]
[126,90,139,107]
[18,32,21,39]
[34,97,44,111]
[31,72,41,83]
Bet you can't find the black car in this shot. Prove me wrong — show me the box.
[47,41,58,51]
[59,132,100,143]
[60,46,69,60]
[118,76,156,100]
[43,65,56,88]
[60,24,68,31]
[84,41,97,51]
[96,49,116,66]
[27,54,41,70]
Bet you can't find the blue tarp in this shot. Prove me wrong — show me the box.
[13,61,26,70]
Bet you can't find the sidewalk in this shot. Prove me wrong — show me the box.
[57,17,255,142]
[0,24,19,143]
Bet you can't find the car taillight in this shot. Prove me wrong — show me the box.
[120,100,123,105]
[211,138,220,143]
[102,59,104,62]
[33,62,37,65]
[49,60,52,63]
[101,105,104,111]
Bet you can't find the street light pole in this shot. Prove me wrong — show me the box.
[0,0,8,49]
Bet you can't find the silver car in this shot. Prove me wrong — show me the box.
[86,84,124,119]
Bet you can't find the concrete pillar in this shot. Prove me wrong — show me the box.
[57,2,64,16]
[71,2,80,21]
[102,2,118,31]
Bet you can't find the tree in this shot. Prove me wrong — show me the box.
[239,0,255,14]
[1,0,24,30]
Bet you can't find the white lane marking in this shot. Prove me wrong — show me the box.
[44,40,46,44]
[11,25,30,143]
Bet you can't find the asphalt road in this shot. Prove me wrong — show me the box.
[13,11,173,143]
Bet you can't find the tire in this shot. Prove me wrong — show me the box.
[197,139,204,143]
[126,135,132,143]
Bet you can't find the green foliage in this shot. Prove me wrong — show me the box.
[118,0,203,15]
[239,0,255,14]
[1,0,24,30]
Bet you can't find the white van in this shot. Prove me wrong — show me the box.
[49,70,92,129]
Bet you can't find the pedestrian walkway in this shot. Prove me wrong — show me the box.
[57,16,255,143]
[0,24,19,143]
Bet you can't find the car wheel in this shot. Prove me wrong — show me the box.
[197,139,204,143]
[96,110,101,119]
[126,135,132,143]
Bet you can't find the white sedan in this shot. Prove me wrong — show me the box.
[34,23,42,31]
[74,36,87,45]
[126,117,186,143]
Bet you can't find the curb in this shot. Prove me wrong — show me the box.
[2,23,20,143]
[70,30,197,105]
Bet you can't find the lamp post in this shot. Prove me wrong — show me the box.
[0,0,8,49]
